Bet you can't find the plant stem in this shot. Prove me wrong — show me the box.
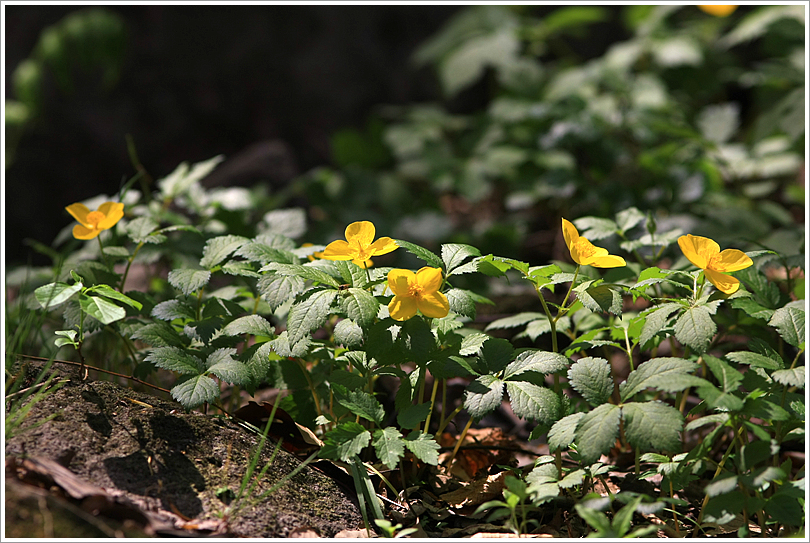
[445,417,474,469]
[422,377,440,435]
[119,241,145,292]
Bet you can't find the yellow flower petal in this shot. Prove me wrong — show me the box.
[388,269,416,297]
[678,235,718,270]
[712,249,752,273]
[561,218,579,251]
[705,268,741,295]
[368,236,399,256]
[321,240,355,260]
[66,203,91,227]
[97,202,124,229]
[417,291,449,319]
[345,221,376,248]
[352,257,373,268]
[415,266,443,292]
[389,296,418,321]
[698,5,738,17]
[72,224,99,240]
[588,254,627,268]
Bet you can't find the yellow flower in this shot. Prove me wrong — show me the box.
[320,221,397,267]
[387,267,449,321]
[65,201,125,240]
[698,5,738,17]
[678,234,752,294]
[562,218,626,268]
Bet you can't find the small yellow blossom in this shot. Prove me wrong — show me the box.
[698,5,738,17]
[387,267,449,321]
[66,201,124,240]
[321,221,397,267]
[678,234,752,294]
[562,218,626,268]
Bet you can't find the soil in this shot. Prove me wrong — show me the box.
[4,363,364,538]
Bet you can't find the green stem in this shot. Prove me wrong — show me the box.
[119,241,145,292]
[97,236,112,271]
[445,417,474,469]
[695,422,738,531]
[422,377,440,435]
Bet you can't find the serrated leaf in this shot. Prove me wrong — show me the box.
[504,350,570,379]
[269,331,311,358]
[221,315,275,338]
[334,318,364,348]
[90,285,143,310]
[171,374,219,409]
[486,312,545,331]
[200,235,250,269]
[221,261,260,278]
[168,268,211,296]
[639,303,681,347]
[548,413,584,452]
[35,282,83,310]
[674,304,716,353]
[575,403,621,465]
[130,322,187,348]
[159,155,224,199]
[622,401,683,453]
[286,289,338,344]
[568,357,613,406]
[725,351,783,370]
[394,239,444,268]
[464,374,504,419]
[620,357,702,401]
[258,273,305,310]
[558,469,585,489]
[404,432,440,465]
[340,288,380,328]
[151,299,196,321]
[771,367,805,388]
[261,263,341,288]
[479,338,514,374]
[397,402,432,430]
[79,295,126,325]
[446,288,477,319]
[460,332,491,355]
[207,351,252,386]
[575,216,617,240]
[506,381,560,425]
[769,306,805,348]
[731,298,774,321]
[145,346,203,374]
[373,427,405,469]
[320,422,371,462]
[615,207,646,232]
[102,246,130,258]
[696,382,744,412]
[441,243,481,273]
[235,242,297,265]
[126,217,160,243]
[704,355,744,392]
[334,385,385,425]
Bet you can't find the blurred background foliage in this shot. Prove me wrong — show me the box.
[5,4,806,272]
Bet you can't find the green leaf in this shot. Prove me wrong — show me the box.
[558,469,585,489]
[221,315,275,338]
[731,297,774,321]
[340,288,380,328]
[439,29,519,96]
[320,422,372,463]
[548,413,584,452]
[394,239,444,268]
[485,312,545,331]
[771,367,805,388]
[404,432,440,465]
[702,489,744,525]
[463,374,504,419]
[286,289,338,344]
[206,349,252,386]
[145,346,203,374]
[575,403,621,465]
[638,303,681,347]
[79,295,126,325]
[334,318,364,348]
[372,427,405,470]
[258,273,306,311]
[168,268,211,296]
[234,242,297,265]
[269,331,311,358]
[704,474,739,498]
[765,483,806,526]
[90,285,143,310]
[621,401,683,453]
[704,355,744,392]
[334,385,385,425]
[476,254,523,277]
[575,216,617,240]
[261,263,341,288]
[159,155,224,199]
[459,332,491,355]
[35,281,83,310]
[568,357,613,407]
[446,288,477,319]
[769,305,805,348]
[615,207,646,233]
[130,322,187,348]
[441,243,481,273]
[479,337,514,374]
[504,350,570,379]
[725,351,783,370]
[200,235,250,269]
[696,383,744,412]
[126,217,160,243]
[674,304,716,353]
[151,299,195,321]
[397,402,432,430]
[575,284,623,315]
[620,357,704,402]
[505,381,560,425]
[171,374,219,409]
[221,261,260,278]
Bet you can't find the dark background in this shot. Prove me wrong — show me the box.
[4,4,621,267]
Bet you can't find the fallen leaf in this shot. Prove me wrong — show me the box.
[439,471,508,510]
